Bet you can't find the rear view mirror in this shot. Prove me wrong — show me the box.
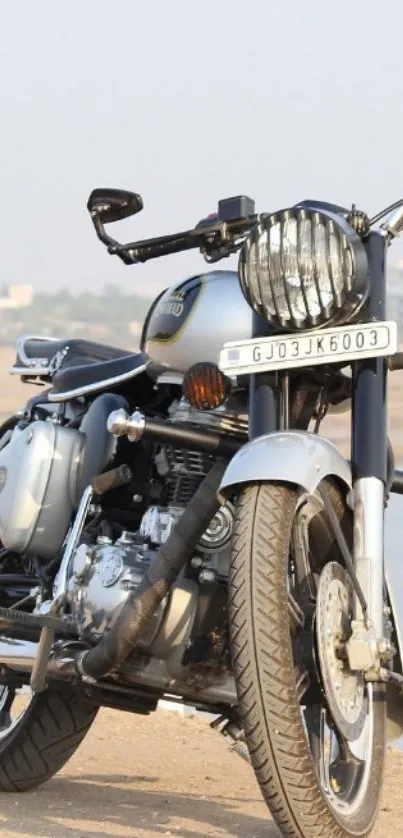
[87,188,143,224]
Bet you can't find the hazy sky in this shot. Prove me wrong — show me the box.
[1,0,403,300]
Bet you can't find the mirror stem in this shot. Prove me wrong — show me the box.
[92,214,119,248]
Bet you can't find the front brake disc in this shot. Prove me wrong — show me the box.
[316,561,367,741]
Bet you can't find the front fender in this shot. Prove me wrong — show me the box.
[218,429,403,743]
[218,430,352,501]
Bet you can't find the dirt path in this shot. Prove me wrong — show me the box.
[0,707,401,838]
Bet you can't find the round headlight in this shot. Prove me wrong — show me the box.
[238,206,369,330]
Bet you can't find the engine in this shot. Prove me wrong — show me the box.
[65,531,166,644]
[64,398,248,684]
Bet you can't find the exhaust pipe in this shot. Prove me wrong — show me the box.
[0,637,37,674]
[0,636,85,683]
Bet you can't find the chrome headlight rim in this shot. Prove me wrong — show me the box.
[238,205,369,332]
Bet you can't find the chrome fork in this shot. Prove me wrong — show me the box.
[346,477,387,677]
[353,477,385,640]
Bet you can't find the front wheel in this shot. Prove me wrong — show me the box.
[229,481,385,838]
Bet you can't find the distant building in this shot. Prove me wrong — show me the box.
[0,284,33,309]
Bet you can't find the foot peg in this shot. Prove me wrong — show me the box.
[211,714,251,764]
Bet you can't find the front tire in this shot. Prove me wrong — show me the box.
[229,481,385,838]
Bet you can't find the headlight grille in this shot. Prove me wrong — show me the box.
[239,207,368,330]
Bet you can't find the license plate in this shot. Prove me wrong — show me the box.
[219,321,397,376]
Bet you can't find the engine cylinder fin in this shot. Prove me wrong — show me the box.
[165,447,214,506]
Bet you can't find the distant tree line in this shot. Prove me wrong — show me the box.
[0,285,154,349]
[31,285,151,324]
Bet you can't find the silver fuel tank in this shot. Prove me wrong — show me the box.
[141,270,256,372]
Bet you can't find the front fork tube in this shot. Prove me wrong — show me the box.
[353,478,385,640]
[351,231,388,659]
[249,313,284,439]
[249,373,280,438]
[352,350,387,645]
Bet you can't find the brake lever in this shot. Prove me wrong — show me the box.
[202,239,243,264]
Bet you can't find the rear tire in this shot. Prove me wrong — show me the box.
[0,684,98,792]
[229,481,385,838]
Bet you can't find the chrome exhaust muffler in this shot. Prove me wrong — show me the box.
[0,636,79,690]
[0,636,37,674]
[0,636,89,688]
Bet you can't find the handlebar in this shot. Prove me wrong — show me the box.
[87,188,403,267]
[87,188,258,266]
[109,217,259,264]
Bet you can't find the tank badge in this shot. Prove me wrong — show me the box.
[146,278,204,344]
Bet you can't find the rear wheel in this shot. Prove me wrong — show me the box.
[0,683,98,792]
[229,480,385,838]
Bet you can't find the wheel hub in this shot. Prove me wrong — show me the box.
[316,562,367,741]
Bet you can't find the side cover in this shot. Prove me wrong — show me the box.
[0,422,84,559]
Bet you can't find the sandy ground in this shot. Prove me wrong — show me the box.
[0,707,400,838]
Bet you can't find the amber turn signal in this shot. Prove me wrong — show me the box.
[183,363,231,410]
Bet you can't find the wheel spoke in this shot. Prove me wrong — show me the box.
[292,500,318,605]
[333,713,368,765]
[295,667,311,701]
[288,591,305,630]
[319,707,338,794]
[329,726,366,800]
[0,687,13,732]
[306,705,333,794]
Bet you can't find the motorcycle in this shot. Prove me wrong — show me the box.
[0,187,403,838]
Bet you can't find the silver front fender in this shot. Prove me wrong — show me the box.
[218,430,352,501]
[218,429,403,743]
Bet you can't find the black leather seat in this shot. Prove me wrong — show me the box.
[13,336,150,399]
[17,337,132,368]
[52,351,148,396]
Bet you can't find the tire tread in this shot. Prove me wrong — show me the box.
[229,482,385,838]
[0,686,98,792]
